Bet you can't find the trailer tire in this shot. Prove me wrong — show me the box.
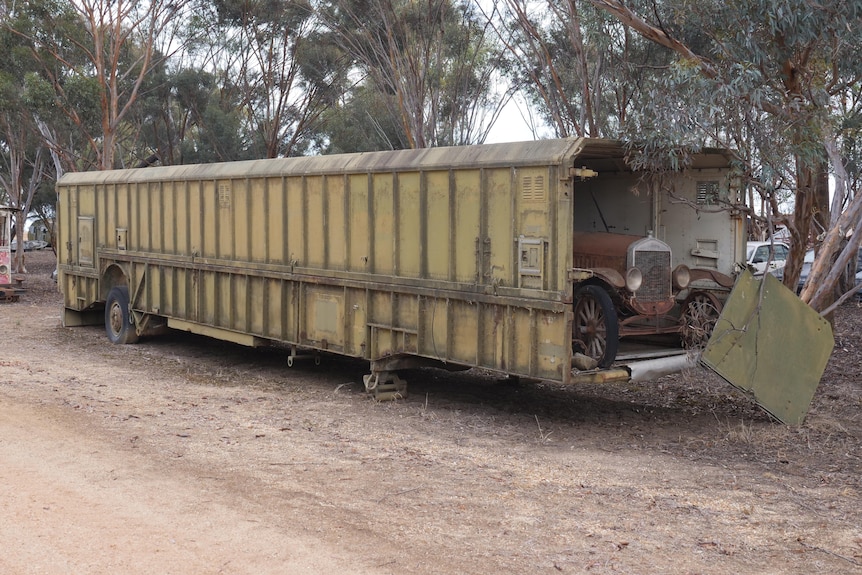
[573,285,619,368]
[105,286,139,344]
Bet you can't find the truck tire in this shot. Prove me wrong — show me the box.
[573,284,619,368]
[105,286,139,344]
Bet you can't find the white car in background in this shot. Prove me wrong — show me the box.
[10,239,49,251]
[746,241,790,279]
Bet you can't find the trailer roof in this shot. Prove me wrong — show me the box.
[57,138,731,186]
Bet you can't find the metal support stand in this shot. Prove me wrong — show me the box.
[287,346,321,368]
[362,370,407,401]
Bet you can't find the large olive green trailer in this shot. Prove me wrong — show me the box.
[58,138,744,397]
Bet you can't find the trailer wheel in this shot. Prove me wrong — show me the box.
[573,285,619,368]
[105,286,139,344]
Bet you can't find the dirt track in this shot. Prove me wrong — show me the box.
[1,250,861,574]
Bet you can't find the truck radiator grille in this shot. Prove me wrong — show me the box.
[633,250,671,302]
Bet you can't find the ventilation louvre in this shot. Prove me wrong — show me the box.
[696,181,720,205]
[522,175,546,203]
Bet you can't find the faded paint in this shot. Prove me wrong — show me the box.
[58,138,744,386]
[701,270,834,424]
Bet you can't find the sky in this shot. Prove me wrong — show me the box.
[484,94,545,144]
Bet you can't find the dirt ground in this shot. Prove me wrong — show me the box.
[1,250,861,575]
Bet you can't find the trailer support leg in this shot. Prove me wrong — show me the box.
[287,346,321,367]
[363,370,407,401]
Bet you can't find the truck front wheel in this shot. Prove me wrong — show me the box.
[105,286,139,344]
[573,285,619,368]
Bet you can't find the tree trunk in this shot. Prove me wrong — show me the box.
[12,211,27,274]
[783,157,821,291]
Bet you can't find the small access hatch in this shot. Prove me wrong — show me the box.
[116,228,128,251]
[78,217,95,267]
[518,236,544,289]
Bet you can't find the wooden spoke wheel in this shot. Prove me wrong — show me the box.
[680,291,722,350]
[573,285,619,368]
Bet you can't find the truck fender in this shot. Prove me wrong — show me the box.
[688,268,735,288]
[586,267,625,289]
[101,262,131,301]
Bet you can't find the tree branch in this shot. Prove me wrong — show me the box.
[586,0,717,79]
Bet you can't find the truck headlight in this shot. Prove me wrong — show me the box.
[673,264,691,290]
[625,267,643,292]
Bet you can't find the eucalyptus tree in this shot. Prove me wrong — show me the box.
[0,84,45,271]
[316,83,409,153]
[202,0,349,159]
[320,0,511,149]
[492,0,668,138]
[170,69,254,163]
[0,95,44,273]
[584,0,862,313]
[129,63,254,165]
[0,9,50,272]
[5,0,195,171]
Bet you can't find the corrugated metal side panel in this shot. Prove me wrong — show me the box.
[57,139,581,382]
